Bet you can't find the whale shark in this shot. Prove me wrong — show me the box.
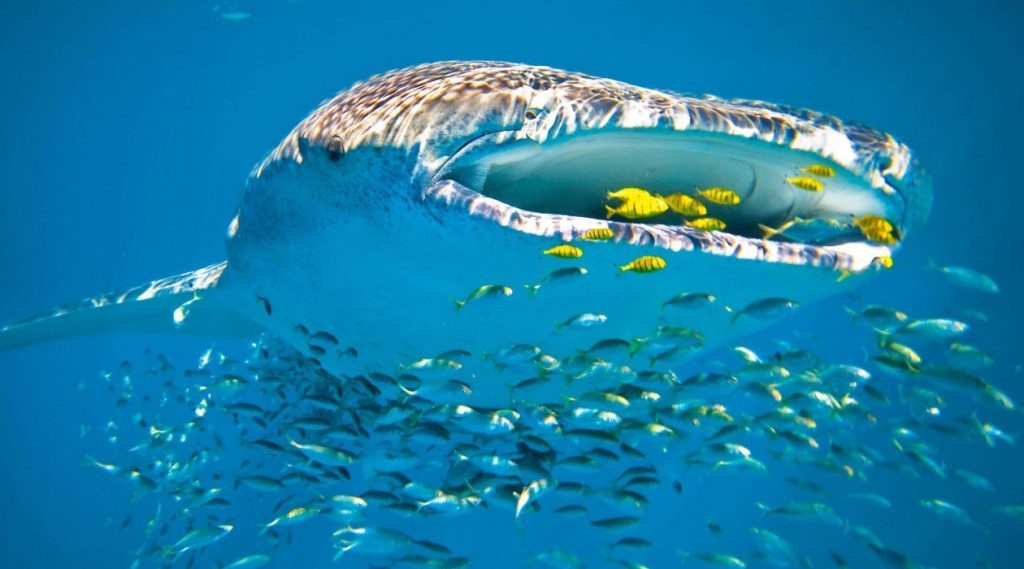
[0,61,931,405]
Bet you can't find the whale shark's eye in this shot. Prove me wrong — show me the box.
[326,135,345,161]
[524,107,544,121]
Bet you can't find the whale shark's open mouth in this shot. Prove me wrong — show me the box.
[430,129,911,271]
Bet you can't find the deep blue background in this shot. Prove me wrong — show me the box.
[1,1,1022,567]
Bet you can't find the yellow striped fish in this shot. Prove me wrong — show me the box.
[663,193,707,217]
[605,194,669,219]
[543,244,584,258]
[853,214,895,234]
[853,215,899,245]
[619,255,667,273]
[579,227,614,241]
[697,187,741,205]
[801,164,836,177]
[606,187,653,202]
[686,217,727,231]
[786,176,824,192]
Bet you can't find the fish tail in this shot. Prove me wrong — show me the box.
[453,299,466,313]
[758,223,780,239]
[730,311,742,325]
[605,205,616,219]
[755,502,771,515]
[524,284,541,297]
[627,339,643,357]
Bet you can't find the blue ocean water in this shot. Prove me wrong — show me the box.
[1,1,1022,568]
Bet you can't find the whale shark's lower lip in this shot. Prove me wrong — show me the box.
[429,129,904,272]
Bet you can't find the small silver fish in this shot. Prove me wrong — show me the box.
[894,318,968,342]
[661,292,716,311]
[525,267,588,296]
[556,313,608,331]
[731,298,800,324]
[929,260,999,294]
[222,554,271,569]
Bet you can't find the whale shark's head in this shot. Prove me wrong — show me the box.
[230,62,934,402]
[255,61,931,274]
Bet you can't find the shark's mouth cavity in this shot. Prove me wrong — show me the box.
[439,130,904,251]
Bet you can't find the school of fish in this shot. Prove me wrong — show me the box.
[74,238,1020,568]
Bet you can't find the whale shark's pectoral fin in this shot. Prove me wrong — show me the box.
[0,261,262,351]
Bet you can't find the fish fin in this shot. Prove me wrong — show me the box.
[627,339,643,357]
[843,306,861,323]
[0,262,261,352]
[872,327,892,344]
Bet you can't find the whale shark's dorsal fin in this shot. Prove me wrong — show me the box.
[0,262,261,351]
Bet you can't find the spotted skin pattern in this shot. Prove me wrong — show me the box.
[255,61,929,234]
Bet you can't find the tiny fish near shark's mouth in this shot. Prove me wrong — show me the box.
[427,127,925,273]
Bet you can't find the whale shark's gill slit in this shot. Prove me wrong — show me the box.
[443,130,901,248]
